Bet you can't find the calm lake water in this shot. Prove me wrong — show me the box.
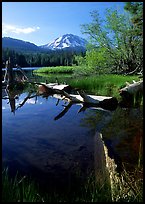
[2,68,143,194]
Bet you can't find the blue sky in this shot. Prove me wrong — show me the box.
[2,2,126,46]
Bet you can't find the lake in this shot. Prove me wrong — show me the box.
[2,68,143,195]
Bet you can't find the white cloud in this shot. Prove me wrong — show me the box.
[2,23,40,35]
[26,98,36,104]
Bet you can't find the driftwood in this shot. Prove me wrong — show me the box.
[119,80,143,107]
[3,60,29,89]
[119,80,143,95]
[37,83,118,111]
[3,81,118,117]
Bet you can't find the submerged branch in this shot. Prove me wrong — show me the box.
[54,102,73,120]
[16,93,43,110]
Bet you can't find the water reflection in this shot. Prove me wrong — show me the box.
[2,87,116,120]
[2,84,143,195]
[2,87,96,193]
[2,88,76,120]
[80,105,143,172]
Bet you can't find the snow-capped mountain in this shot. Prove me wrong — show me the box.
[2,34,88,53]
[40,34,87,51]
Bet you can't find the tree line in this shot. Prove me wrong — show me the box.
[2,48,86,68]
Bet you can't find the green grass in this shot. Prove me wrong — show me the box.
[2,168,111,202]
[33,71,142,104]
[2,165,143,202]
[33,67,141,100]
[33,66,75,74]
[2,168,43,202]
[69,74,140,98]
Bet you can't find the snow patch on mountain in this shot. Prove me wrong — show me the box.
[40,34,87,50]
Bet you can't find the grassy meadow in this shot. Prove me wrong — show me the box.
[34,67,141,99]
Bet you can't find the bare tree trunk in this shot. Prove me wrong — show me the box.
[6,57,14,86]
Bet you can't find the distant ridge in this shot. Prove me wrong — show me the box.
[2,34,88,53]
[2,37,40,53]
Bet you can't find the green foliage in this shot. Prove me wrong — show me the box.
[74,55,91,75]
[2,48,29,67]
[124,2,143,37]
[81,5,143,75]
[85,47,111,74]
[123,2,143,74]
[33,65,93,76]
[74,55,86,66]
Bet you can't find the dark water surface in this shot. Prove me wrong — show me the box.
[2,91,96,191]
[2,68,143,194]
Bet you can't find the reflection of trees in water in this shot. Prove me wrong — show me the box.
[80,108,112,132]
[80,106,143,171]
[102,107,143,168]
[2,86,38,114]
[33,72,73,84]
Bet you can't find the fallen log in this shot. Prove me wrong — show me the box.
[119,80,143,107]
[119,80,143,95]
[52,92,118,111]
[78,90,118,110]
[37,83,118,111]
[38,83,72,94]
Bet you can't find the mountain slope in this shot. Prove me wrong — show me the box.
[40,34,87,51]
[2,37,40,53]
[2,34,88,53]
